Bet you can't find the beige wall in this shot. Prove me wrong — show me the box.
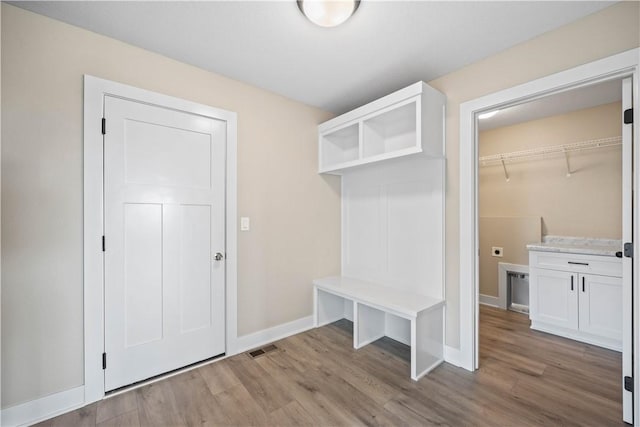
[478,103,622,298]
[480,102,622,239]
[1,4,340,408]
[479,217,541,297]
[1,0,639,410]
[428,1,639,347]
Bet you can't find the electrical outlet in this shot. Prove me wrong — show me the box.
[492,246,503,257]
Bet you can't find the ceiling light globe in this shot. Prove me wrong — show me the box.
[298,0,360,28]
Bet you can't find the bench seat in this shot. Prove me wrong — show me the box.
[313,276,445,381]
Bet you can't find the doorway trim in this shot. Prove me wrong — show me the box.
[83,75,238,404]
[459,47,640,408]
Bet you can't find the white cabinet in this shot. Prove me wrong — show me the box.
[318,82,445,174]
[529,251,622,351]
[579,273,622,340]
[532,268,578,330]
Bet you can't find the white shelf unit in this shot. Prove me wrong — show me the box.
[479,136,622,180]
[318,82,445,174]
[314,81,446,381]
[320,122,360,168]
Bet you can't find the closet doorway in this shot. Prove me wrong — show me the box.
[459,49,639,424]
[476,77,627,423]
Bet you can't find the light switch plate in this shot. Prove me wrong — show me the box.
[240,217,250,231]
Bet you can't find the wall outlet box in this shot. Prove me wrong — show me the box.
[492,246,503,257]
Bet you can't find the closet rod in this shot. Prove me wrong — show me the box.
[479,136,622,167]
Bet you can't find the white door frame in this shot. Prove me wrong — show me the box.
[459,48,639,411]
[83,75,238,404]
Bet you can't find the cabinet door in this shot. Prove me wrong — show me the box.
[578,274,622,341]
[531,268,578,330]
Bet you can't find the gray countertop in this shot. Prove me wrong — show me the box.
[526,235,622,257]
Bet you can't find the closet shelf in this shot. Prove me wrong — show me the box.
[479,136,622,167]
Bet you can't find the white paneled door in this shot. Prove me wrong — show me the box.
[104,96,226,391]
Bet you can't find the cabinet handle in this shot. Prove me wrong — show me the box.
[568,261,589,266]
[570,275,574,291]
[582,276,585,292]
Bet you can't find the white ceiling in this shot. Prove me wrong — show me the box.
[11,1,616,114]
[478,78,623,131]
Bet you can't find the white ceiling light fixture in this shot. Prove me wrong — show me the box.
[478,110,500,120]
[297,0,360,28]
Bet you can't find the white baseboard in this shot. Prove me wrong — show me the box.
[1,386,85,427]
[0,317,313,427]
[531,321,622,352]
[234,315,314,354]
[479,294,500,308]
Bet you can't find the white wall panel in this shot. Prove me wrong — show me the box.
[342,157,444,299]
[344,186,381,279]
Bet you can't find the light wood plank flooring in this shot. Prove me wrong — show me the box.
[39,306,623,426]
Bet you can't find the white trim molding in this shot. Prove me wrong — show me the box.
[83,75,238,404]
[459,48,640,418]
[15,315,312,426]
[234,316,314,354]
[1,386,85,427]
[478,294,500,308]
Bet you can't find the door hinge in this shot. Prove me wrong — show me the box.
[624,108,633,124]
[101,118,106,135]
[624,376,633,392]
[102,235,105,252]
[102,352,107,370]
[624,242,633,258]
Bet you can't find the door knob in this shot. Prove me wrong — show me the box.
[213,252,225,261]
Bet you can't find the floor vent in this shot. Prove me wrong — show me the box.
[248,344,278,358]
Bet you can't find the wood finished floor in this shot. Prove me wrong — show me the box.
[39,306,623,426]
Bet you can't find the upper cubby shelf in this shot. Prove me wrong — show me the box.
[318,82,446,174]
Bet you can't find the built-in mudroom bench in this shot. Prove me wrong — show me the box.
[314,277,445,380]
[312,81,447,380]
